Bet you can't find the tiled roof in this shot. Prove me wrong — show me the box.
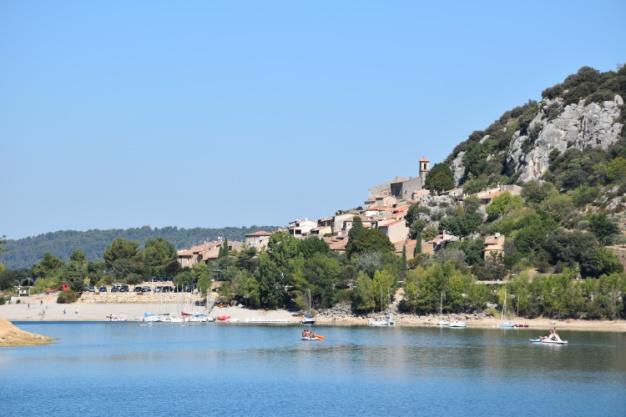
[245,230,272,237]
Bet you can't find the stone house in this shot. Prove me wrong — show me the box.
[177,240,242,268]
[484,233,506,261]
[377,218,410,243]
[244,230,273,251]
[421,231,459,255]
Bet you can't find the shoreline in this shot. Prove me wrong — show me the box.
[2,300,625,333]
[2,294,625,333]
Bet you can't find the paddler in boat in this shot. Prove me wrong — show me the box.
[541,327,563,342]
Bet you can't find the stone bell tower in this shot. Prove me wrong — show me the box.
[419,156,430,178]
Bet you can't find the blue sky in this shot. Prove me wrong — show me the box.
[1,0,625,239]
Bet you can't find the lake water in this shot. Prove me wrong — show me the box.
[1,323,625,417]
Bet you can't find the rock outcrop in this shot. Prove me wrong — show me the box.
[446,66,626,187]
[508,96,623,182]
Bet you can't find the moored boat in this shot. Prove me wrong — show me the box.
[448,321,467,328]
[529,338,568,345]
[368,312,395,327]
[142,312,161,322]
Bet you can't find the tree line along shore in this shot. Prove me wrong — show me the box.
[1,205,625,323]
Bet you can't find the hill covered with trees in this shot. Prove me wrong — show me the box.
[0,226,279,269]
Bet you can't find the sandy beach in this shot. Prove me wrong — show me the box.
[1,294,625,332]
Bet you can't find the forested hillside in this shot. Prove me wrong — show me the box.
[0,226,279,269]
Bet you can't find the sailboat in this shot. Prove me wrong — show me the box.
[499,290,514,329]
[301,289,316,325]
[437,292,449,327]
[368,287,395,327]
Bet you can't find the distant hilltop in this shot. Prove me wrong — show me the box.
[1,226,280,269]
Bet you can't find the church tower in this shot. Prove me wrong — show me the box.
[419,156,430,178]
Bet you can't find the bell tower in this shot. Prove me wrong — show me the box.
[419,156,430,178]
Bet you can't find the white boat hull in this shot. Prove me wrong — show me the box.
[529,338,568,345]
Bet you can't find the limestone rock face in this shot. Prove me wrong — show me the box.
[451,151,466,185]
[508,96,623,182]
[449,94,623,185]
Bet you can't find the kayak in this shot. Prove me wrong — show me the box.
[301,335,325,341]
[529,338,568,345]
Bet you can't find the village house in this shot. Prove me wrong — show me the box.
[421,231,459,255]
[363,195,398,210]
[244,230,272,251]
[484,233,506,261]
[332,212,359,236]
[324,235,349,253]
[394,239,418,260]
[177,239,242,268]
[475,184,523,204]
[288,218,318,239]
[377,218,410,243]
[308,217,333,237]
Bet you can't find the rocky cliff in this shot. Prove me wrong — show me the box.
[447,66,626,187]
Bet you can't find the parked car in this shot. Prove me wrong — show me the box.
[119,285,130,293]
[111,286,119,293]
[133,287,143,293]
[84,285,96,292]
[142,286,152,293]
[99,286,107,293]
[154,286,162,293]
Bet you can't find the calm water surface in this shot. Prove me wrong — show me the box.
[1,323,625,417]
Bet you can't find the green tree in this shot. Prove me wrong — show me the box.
[299,253,341,309]
[267,232,300,271]
[173,270,194,288]
[103,238,143,281]
[66,250,88,292]
[424,163,454,194]
[405,204,429,240]
[351,272,376,314]
[586,213,620,245]
[256,252,284,308]
[521,180,556,205]
[192,262,212,295]
[538,194,575,225]
[298,237,330,258]
[346,217,394,258]
[439,197,483,238]
[218,239,230,258]
[486,192,523,221]
[32,253,65,278]
[143,237,177,278]
[371,269,396,312]
[422,226,438,242]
